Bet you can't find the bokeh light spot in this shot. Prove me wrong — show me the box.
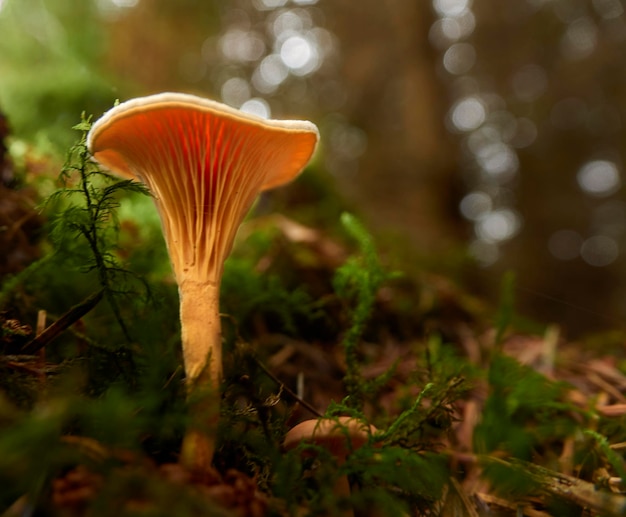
[97,0,139,15]
[280,34,319,75]
[577,160,621,197]
[449,96,486,132]
[220,28,265,62]
[429,12,476,47]
[240,98,271,119]
[580,235,619,266]
[476,208,521,242]
[280,34,311,68]
[221,77,251,108]
[560,16,598,59]
[272,9,306,37]
[253,0,288,9]
[433,0,472,17]
[475,142,519,181]
[476,209,521,242]
[592,0,624,19]
[548,230,583,260]
[443,43,476,75]
[252,54,289,93]
[460,191,492,221]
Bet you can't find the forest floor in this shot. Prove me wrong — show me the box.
[2,127,626,517]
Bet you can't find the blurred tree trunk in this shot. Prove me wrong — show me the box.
[101,0,463,254]
[466,0,626,336]
[324,0,463,252]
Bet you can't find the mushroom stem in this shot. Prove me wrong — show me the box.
[333,473,354,517]
[179,278,222,389]
[178,278,222,471]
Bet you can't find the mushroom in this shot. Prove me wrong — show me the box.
[87,92,319,469]
[283,416,379,516]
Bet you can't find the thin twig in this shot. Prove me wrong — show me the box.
[22,289,104,354]
[221,311,323,417]
[252,355,323,418]
[451,451,626,516]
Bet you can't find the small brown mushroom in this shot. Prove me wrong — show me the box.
[87,92,318,470]
[283,416,379,516]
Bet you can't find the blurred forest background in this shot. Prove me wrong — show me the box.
[1,0,626,338]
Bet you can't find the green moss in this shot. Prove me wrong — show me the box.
[332,213,401,410]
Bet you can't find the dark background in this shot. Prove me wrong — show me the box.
[1,0,625,337]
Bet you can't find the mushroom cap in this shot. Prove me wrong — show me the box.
[87,92,319,191]
[86,92,319,282]
[283,417,378,458]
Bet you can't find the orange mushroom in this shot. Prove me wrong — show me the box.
[283,417,380,517]
[87,92,318,469]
